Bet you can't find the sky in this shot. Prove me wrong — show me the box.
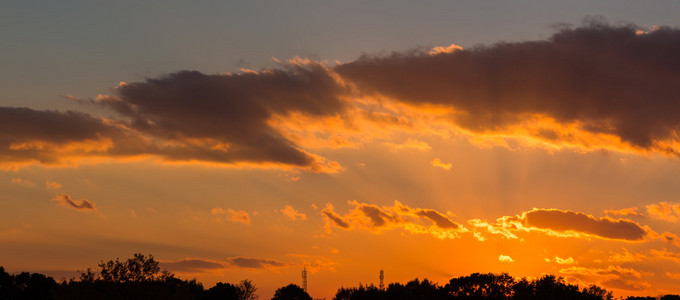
[3,1,680,298]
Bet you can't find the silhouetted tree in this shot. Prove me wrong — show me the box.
[445,272,514,299]
[205,282,241,300]
[239,279,259,300]
[661,296,680,300]
[98,253,161,282]
[272,284,312,300]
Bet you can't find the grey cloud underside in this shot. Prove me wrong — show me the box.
[226,257,286,269]
[336,22,680,150]
[4,21,680,168]
[523,209,648,241]
[161,259,224,272]
[100,66,346,166]
[1,64,347,168]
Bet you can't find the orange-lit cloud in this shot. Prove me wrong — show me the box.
[428,43,463,55]
[336,21,680,157]
[52,194,96,211]
[605,207,643,217]
[646,202,680,222]
[502,208,652,241]
[608,248,647,263]
[650,248,680,263]
[321,200,466,239]
[45,180,62,189]
[498,255,514,262]
[474,208,652,242]
[666,272,680,280]
[212,207,251,224]
[281,205,307,221]
[383,138,431,151]
[560,265,650,291]
[10,178,35,187]
[555,257,576,264]
[430,158,452,170]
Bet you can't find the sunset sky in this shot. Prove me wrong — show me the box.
[4,1,680,298]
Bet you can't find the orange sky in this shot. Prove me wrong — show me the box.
[3,22,680,299]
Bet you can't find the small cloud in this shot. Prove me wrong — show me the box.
[226,209,251,224]
[667,272,680,280]
[499,255,514,262]
[161,258,224,273]
[281,205,307,221]
[383,139,431,151]
[211,207,250,224]
[330,247,339,254]
[211,208,226,215]
[52,194,96,211]
[46,180,62,189]
[430,158,452,170]
[429,43,464,55]
[555,256,576,264]
[609,248,647,263]
[646,202,680,222]
[11,178,35,187]
[604,207,642,217]
[226,257,287,269]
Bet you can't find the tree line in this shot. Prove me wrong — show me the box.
[1,253,679,299]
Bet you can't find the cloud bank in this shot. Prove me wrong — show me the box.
[4,20,680,171]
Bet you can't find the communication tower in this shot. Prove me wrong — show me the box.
[379,269,384,290]
[302,266,308,292]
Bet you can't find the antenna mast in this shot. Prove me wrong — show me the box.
[302,266,308,293]
[379,269,384,290]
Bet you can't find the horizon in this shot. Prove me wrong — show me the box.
[3,2,680,299]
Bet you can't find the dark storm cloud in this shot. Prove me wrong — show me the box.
[98,63,347,168]
[336,19,680,152]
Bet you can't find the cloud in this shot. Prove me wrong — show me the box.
[212,207,250,224]
[608,248,647,263]
[226,257,288,269]
[281,205,307,221]
[90,62,346,173]
[430,158,452,170]
[336,19,680,156]
[52,194,96,211]
[498,255,514,262]
[383,138,431,151]
[497,208,652,241]
[429,43,464,55]
[321,203,351,230]
[321,200,466,239]
[0,107,129,169]
[555,257,576,264]
[10,178,35,187]
[45,180,62,189]
[650,248,680,263]
[560,265,650,291]
[646,202,680,222]
[666,272,680,280]
[160,258,224,273]
[604,207,643,217]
